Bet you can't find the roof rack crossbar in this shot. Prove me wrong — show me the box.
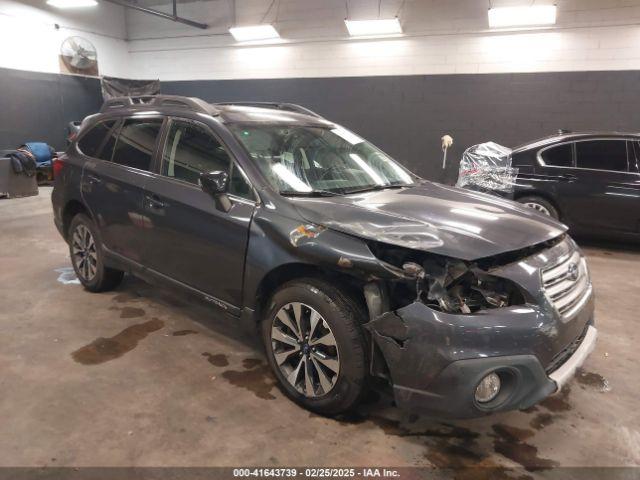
[100,95,217,115]
[215,102,323,118]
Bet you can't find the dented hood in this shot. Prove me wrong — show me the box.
[291,182,567,261]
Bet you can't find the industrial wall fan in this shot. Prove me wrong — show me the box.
[59,36,99,75]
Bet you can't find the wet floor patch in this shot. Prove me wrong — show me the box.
[113,292,142,303]
[173,329,198,336]
[202,352,229,367]
[491,424,559,471]
[529,412,556,430]
[118,306,146,319]
[330,405,561,475]
[55,267,80,285]
[575,368,611,392]
[221,358,277,400]
[539,386,572,412]
[71,318,164,365]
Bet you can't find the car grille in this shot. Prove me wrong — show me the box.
[542,249,592,319]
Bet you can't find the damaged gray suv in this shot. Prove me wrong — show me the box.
[52,96,597,418]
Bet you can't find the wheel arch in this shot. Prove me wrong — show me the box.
[62,200,93,240]
[251,263,367,324]
[513,190,562,220]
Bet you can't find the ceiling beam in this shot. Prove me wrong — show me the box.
[103,0,208,30]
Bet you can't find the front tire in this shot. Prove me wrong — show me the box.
[68,213,124,292]
[261,278,367,415]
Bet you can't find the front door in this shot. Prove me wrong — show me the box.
[141,118,256,310]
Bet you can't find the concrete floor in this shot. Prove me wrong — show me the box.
[1,187,639,473]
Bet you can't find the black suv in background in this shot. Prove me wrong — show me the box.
[52,96,597,418]
[506,132,640,242]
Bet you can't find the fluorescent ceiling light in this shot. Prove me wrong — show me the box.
[46,0,97,7]
[229,25,280,42]
[488,5,557,28]
[345,18,402,37]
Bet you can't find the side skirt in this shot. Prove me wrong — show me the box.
[102,246,241,317]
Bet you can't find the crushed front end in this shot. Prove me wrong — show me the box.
[363,235,596,418]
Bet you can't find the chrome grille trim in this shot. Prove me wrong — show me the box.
[542,249,591,318]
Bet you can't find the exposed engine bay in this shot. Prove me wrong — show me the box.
[366,240,528,314]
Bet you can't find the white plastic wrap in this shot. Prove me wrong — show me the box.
[455,142,517,193]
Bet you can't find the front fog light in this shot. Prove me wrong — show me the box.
[475,373,501,403]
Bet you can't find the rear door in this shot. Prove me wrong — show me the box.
[569,138,640,234]
[141,117,257,311]
[534,142,578,224]
[80,116,163,262]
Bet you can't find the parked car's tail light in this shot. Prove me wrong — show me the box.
[52,157,66,179]
[475,373,501,403]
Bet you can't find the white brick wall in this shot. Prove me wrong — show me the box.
[0,0,129,77]
[124,0,640,80]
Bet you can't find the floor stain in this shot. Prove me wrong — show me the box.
[119,306,146,319]
[242,358,263,369]
[491,424,559,471]
[575,368,611,392]
[529,412,556,430]
[539,386,572,412]
[113,292,141,303]
[202,352,229,367]
[173,329,198,336]
[71,318,164,365]
[221,358,276,400]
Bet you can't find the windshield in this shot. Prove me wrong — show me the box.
[229,124,417,195]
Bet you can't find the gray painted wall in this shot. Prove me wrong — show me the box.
[2,68,640,183]
[163,71,640,183]
[0,68,102,151]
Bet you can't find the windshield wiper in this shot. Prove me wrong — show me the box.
[280,189,343,197]
[343,183,413,194]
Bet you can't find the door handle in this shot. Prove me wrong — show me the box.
[145,194,166,210]
[86,174,102,185]
[560,174,577,181]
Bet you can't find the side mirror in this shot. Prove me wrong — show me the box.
[200,171,228,195]
[200,171,232,212]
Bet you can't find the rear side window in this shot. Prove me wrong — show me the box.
[111,118,163,171]
[575,140,628,172]
[77,120,116,158]
[540,144,573,167]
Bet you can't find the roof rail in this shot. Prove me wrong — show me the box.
[100,95,217,115]
[215,102,323,118]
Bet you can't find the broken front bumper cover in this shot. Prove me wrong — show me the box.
[367,295,595,419]
[549,325,597,391]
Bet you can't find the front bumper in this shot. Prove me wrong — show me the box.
[366,237,596,419]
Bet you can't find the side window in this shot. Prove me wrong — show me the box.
[111,118,163,171]
[77,120,116,158]
[540,144,573,167]
[575,140,629,172]
[162,120,255,200]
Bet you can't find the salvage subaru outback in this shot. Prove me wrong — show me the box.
[52,96,597,418]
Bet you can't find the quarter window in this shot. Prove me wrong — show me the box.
[540,144,573,167]
[162,120,254,200]
[111,118,163,171]
[575,140,628,172]
[77,120,116,158]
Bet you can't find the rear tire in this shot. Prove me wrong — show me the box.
[68,213,124,292]
[261,278,367,415]
[517,195,559,220]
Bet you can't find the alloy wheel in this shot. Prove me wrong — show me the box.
[523,202,551,216]
[71,224,97,281]
[271,302,340,398]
